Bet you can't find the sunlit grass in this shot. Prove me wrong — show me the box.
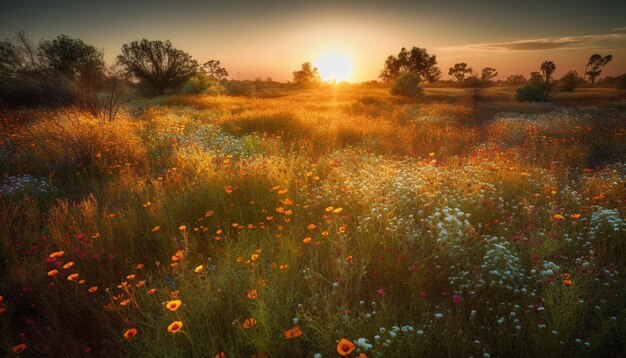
[0,87,624,357]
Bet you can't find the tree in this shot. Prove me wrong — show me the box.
[463,67,498,101]
[292,62,320,87]
[505,74,526,85]
[38,35,104,82]
[379,47,441,83]
[516,64,557,102]
[540,61,556,84]
[390,72,423,98]
[117,39,199,95]
[584,54,613,84]
[202,59,228,82]
[559,70,581,91]
[448,63,471,82]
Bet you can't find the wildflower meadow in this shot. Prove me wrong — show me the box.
[1,87,625,357]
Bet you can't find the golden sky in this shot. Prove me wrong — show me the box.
[2,0,625,82]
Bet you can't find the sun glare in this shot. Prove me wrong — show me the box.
[315,52,353,82]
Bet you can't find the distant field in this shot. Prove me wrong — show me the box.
[1,87,625,357]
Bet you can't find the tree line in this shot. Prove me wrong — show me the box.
[1,32,623,114]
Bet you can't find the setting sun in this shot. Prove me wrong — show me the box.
[315,52,353,82]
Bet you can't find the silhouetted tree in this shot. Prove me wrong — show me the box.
[505,74,526,85]
[540,61,556,84]
[584,54,613,84]
[117,39,199,95]
[448,63,471,82]
[292,62,320,87]
[202,59,228,81]
[463,67,497,101]
[517,65,556,102]
[559,70,581,91]
[0,31,115,114]
[380,47,441,83]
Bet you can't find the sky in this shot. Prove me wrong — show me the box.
[1,0,625,82]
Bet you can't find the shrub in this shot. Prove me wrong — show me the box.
[616,74,626,89]
[559,71,581,92]
[516,82,555,102]
[180,74,224,95]
[390,73,423,98]
[222,81,256,97]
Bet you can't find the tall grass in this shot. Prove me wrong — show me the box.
[0,87,624,357]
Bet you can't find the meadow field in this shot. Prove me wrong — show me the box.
[1,86,625,357]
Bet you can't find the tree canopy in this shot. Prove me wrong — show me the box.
[202,59,228,82]
[117,39,198,94]
[584,54,613,84]
[292,62,321,87]
[380,47,441,83]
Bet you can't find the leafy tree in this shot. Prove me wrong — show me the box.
[559,70,581,91]
[202,59,228,82]
[448,63,471,82]
[380,46,441,83]
[292,62,320,87]
[584,54,613,84]
[463,67,498,101]
[505,74,526,85]
[117,39,199,95]
[38,35,104,81]
[390,72,423,98]
[540,60,556,84]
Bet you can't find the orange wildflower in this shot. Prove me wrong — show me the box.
[126,274,136,280]
[167,321,183,334]
[345,255,353,263]
[62,261,74,269]
[570,213,581,219]
[123,328,138,340]
[120,299,131,306]
[224,186,237,194]
[147,288,156,294]
[194,265,204,273]
[151,226,160,232]
[12,343,27,354]
[179,225,186,232]
[283,326,303,339]
[49,251,65,258]
[67,273,79,281]
[337,338,356,356]
[307,224,317,230]
[134,263,145,269]
[88,286,98,293]
[243,317,257,329]
[166,300,181,312]
[214,352,226,358]
[246,289,257,300]
[303,237,312,244]
[47,269,59,277]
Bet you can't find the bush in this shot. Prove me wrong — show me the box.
[516,83,553,102]
[390,72,424,98]
[616,74,626,89]
[180,74,224,95]
[559,71,581,92]
[222,81,256,97]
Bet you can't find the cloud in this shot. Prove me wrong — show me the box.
[441,32,626,52]
[612,26,626,32]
